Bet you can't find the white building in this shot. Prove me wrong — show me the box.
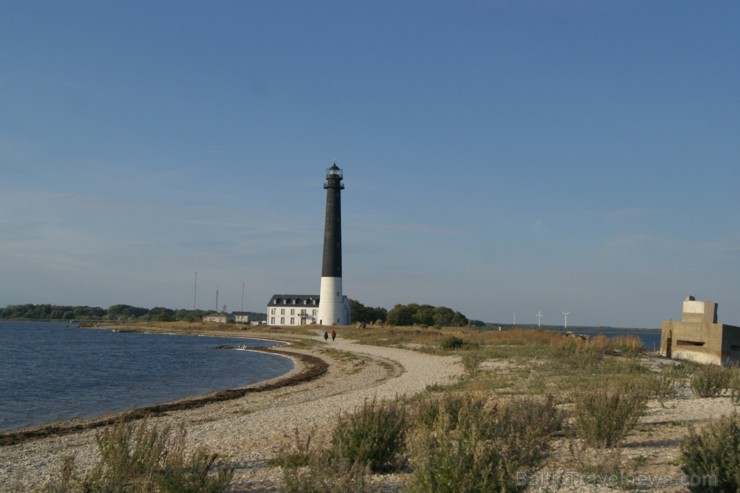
[266,294,351,327]
[203,313,235,323]
[232,312,251,324]
[266,294,320,326]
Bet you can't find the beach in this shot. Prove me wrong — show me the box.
[1,327,737,492]
[0,330,462,491]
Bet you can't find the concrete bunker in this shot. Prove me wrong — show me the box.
[660,296,740,366]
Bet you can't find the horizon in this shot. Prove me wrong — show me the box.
[2,2,739,328]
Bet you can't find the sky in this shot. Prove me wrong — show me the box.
[1,1,739,328]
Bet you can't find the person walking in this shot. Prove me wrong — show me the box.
[331,329,336,341]
[324,331,329,341]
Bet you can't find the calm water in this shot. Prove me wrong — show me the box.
[0,322,294,432]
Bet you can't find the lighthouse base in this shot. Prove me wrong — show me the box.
[318,277,350,326]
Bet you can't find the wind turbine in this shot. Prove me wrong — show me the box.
[562,312,570,329]
[536,310,543,327]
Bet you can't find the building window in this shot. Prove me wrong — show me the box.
[271,308,275,315]
[280,317,285,324]
[301,309,306,315]
[290,309,295,315]
[281,309,285,315]
[290,317,295,324]
[313,310,317,316]
[270,317,275,324]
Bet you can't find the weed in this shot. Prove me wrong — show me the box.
[727,365,740,405]
[461,352,486,376]
[650,366,680,401]
[408,395,557,493]
[42,418,232,493]
[282,452,377,493]
[679,412,740,492]
[331,397,407,473]
[271,428,315,468]
[690,364,732,398]
[575,385,647,448]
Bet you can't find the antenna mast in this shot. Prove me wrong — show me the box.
[193,272,197,310]
[562,312,570,329]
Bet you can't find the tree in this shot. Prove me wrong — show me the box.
[386,304,415,326]
[348,299,388,324]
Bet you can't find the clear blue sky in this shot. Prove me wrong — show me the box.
[2,1,739,328]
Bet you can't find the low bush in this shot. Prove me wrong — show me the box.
[43,418,233,493]
[690,364,732,398]
[575,385,647,448]
[408,395,558,492]
[440,336,465,350]
[413,392,486,432]
[679,412,740,492]
[330,397,407,473]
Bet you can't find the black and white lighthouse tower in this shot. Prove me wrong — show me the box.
[318,163,350,326]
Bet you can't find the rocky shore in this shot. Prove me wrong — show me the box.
[0,331,462,491]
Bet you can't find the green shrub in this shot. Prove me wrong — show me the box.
[414,393,486,432]
[331,397,407,473]
[679,412,740,492]
[43,418,232,493]
[408,395,557,493]
[575,386,647,448]
[440,336,465,350]
[690,364,732,398]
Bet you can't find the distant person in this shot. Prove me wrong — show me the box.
[331,330,336,341]
[324,331,329,341]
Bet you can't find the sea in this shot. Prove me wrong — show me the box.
[0,321,294,432]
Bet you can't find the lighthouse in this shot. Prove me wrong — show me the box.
[318,163,350,326]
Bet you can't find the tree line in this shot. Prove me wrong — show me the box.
[0,304,265,323]
[2,301,475,327]
[349,300,476,327]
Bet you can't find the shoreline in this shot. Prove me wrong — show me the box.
[0,345,326,447]
[0,323,304,439]
[0,329,463,491]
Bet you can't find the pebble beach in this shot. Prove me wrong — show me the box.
[0,330,463,492]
